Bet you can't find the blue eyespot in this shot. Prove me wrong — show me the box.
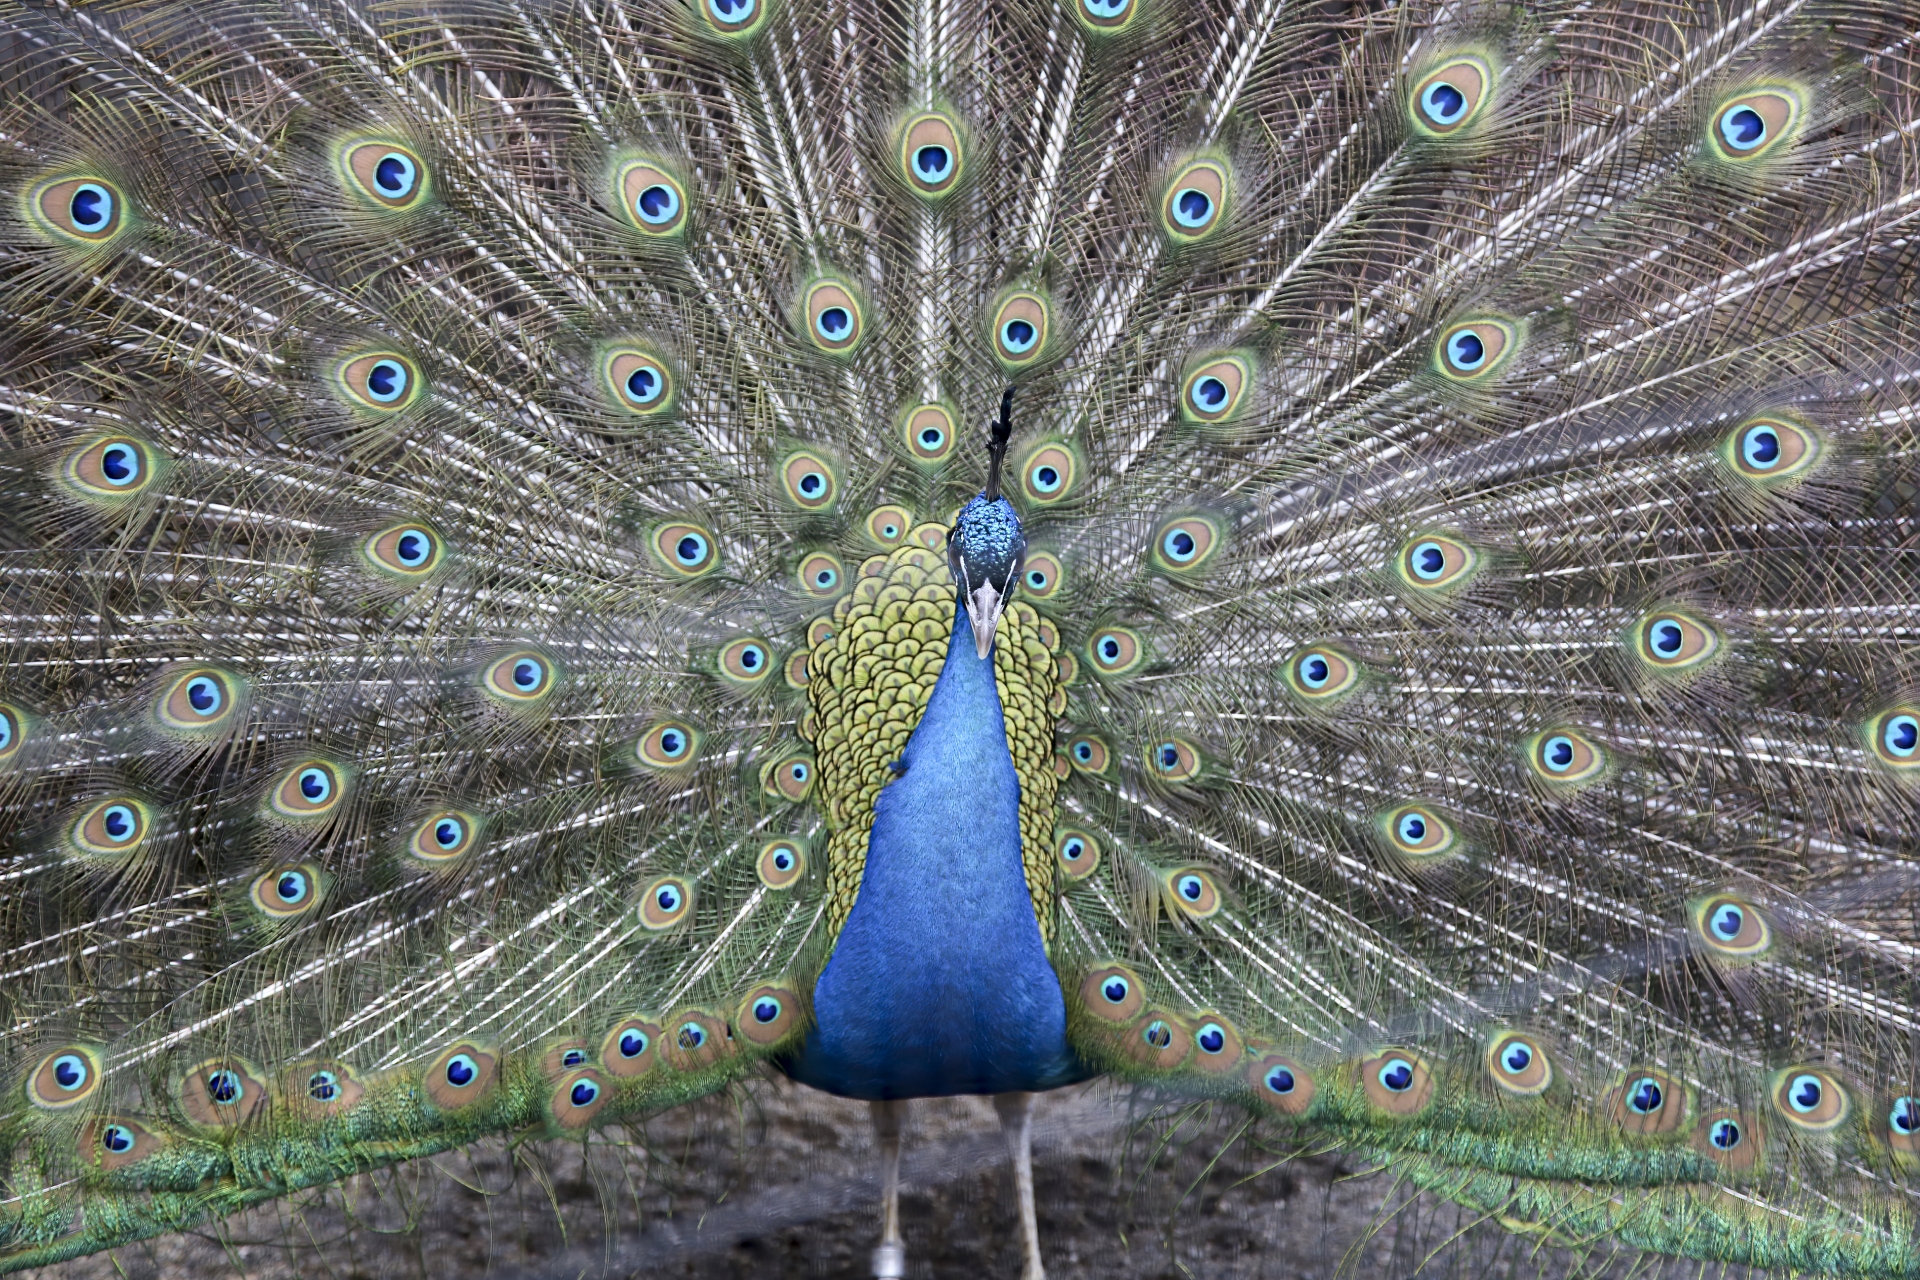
[919,425,945,450]
[1300,654,1330,688]
[103,1124,135,1152]
[1420,81,1467,125]
[787,761,810,782]
[1377,1058,1415,1092]
[1102,976,1130,1004]
[623,364,663,405]
[513,659,541,691]
[1189,375,1228,411]
[556,1048,585,1068]
[69,182,115,231]
[1719,105,1766,151]
[1542,735,1575,771]
[676,532,710,566]
[1653,621,1683,655]
[1025,568,1049,590]
[570,1079,599,1107]
[1196,1023,1226,1054]
[1410,541,1446,580]
[1787,1073,1823,1113]
[1397,813,1426,843]
[1891,1097,1919,1134]
[1741,425,1780,469]
[914,145,952,182]
[1029,463,1063,494]
[1628,1077,1663,1114]
[52,1054,88,1091]
[812,566,838,590]
[185,675,222,716]
[374,152,417,198]
[276,871,308,904]
[1083,0,1128,15]
[435,818,464,849]
[815,306,851,340]
[677,1022,706,1050]
[708,0,755,20]
[753,997,782,1024]
[299,767,331,803]
[659,729,687,757]
[1709,1117,1742,1149]
[1171,188,1212,229]
[1883,714,1918,758]
[1062,837,1087,862]
[1176,873,1204,901]
[394,529,431,567]
[1162,529,1198,562]
[619,1029,648,1058]
[1710,904,1744,942]
[1265,1066,1296,1094]
[100,442,140,486]
[206,1070,242,1105]
[634,183,680,225]
[1501,1044,1532,1074]
[1074,742,1094,762]
[445,1054,477,1087]
[1142,1020,1173,1050]
[1000,319,1038,354]
[655,884,683,913]
[101,805,136,843]
[364,359,409,404]
[1444,330,1485,371]
[308,1070,339,1102]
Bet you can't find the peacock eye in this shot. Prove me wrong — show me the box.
[445,1054,478,1087]
[1891,1097,1920,1135]
[343,142,430,209]
[273,761,342,817]
[276,871,308,904]
[1087,627,1143,676]
[436,818,463,848]
[1377,1058,1415,1091]
[803,280,863,353]
[635,183,679,224]
[677,1022,706,1050]
[1001,319,1037,353]
[1711,92,1796,159]
[899,113,964,196]
[718,637,774,686]
[752,996,783,1024]
[639,875,693,929]
[569,1078,600,1107]
[206,1070,243,1105]
[32,175,128,243]
[1634,610,1719,671]
[1709,1117,1743,1149]
[797,552,843,597]
[103,1123,135,1152]
[1152,516,1224,573]
[636,721,700,771]
[617,159,688,234]
[485,651,553,703]
[1628,1077,1664,1114]
[1409,56,1489,136]
[65,436,159,498]
[1383,804,1458,860]
[1195,1022,1228,1054]
[1056,828,1100,881]
[72,799,149,857]
[1079,0,1132,26]
[1141,1020,1174,1050]
[336,352,422,411]
[620,1030,649,1058]
[1772,1067,1848,1130]
[1725,415,1818,483]
[53,1054,88,1092]
[780,450,839,510]
[1159,158,1229,241]
[1165,866,1220,917]
[1885,713,1919,759]
[1288,645,1360,703]
[763,751,817,800]
[0,705,18,758]
[990,292,1051,367]
[1026,568,1048,589]
[1103,977,1129,1002]
[1151,738,1203,782]
[1433,319,1514,381]
[308,1070,340,1101]
[1266,1065,1296,1093]
[1484,1032,1552,1094]
[902,403,957,464]
[757,838,807,888]
[409,810,479,865]
[65,183,116,233]
[655,523,717,575]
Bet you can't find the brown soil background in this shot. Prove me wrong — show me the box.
[23,1076,1747,1280]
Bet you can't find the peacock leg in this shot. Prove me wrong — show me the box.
[870,1098,908,1279]
[994,1091,1045,1280]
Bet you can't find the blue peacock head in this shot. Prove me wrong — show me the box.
[948,387,1028,658]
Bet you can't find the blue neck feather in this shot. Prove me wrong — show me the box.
[783,600,1084,1099]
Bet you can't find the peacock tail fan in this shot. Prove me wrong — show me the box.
[3,0,1920,1274]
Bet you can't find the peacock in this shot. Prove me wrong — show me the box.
[5,0,1920,1274]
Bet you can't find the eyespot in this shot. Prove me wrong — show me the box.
[1159,159,1229,242]
[1434,319,1515,381]
[637,874,693,930]
[1149,738,1203,784]
[652,522,719,577]
[70,799,150,859]
[1609,1069,1686,1135]
[802,279,864,355]
[1019,444,1079,505]
[761,751,816,800]
[1073,0,1138,34]
[83,1117,162,1170]
[250,863,324,920]
[899,113,964,197]
[715,637,775,689]
[1086,627,1144,677]
[1725,415,1818,484]
[1285,645,1360,703]
[360,522,445,581]
[335,351,423,412]
[63,436,158,499]
[778,450,838,512]
[179,1058,267,1127]
[617,160,688,235]
[1124,1013,1193,1069]
[1250,1053,1316,1116]
[796,552,844,598]
[1079,964,1144,1023]
[31,176,128,244]
[403,810,479,867]
[1020,550,1064,599]
[1709,90,1799,161]
[1360,1051,1434,1116]
[284,1060,366,1115]
[1772,1067,1848,1131]
[737,983,800,1046]
[1525,727,1606,786]
[28,1047,105,1110]
[1188,1015,1244,1074]
[1056,828,1100,882]
[758,838,808,888]
[423,1043,499,1109]
[1164,867,1220,919]
[0,704,24,763]
[272,760,344,818]
[990,291,1051,369]
[1633,609,1720,672]
[1867,707,1920,771]
[1152,515,1223,573]
[699,0,766,38]
[602,347,675,416]
[636,720,701,771]
[156,667,238,734]
[1887,1096,1920,1155]
[546,1069,607,1130]
[1065,733,1112,775]
[1395,534,1478,592]
[902,403,957,465]
[600,1019,661,1078]
[860,505,912,550]
[1409,55,1491,136]
[1689,895,1772,959]
[1178,353,1253,425]
[341,141,430,210]
[1381,804,1458,861]
[1485,1032,1552,1096]
[662,1009,730,1071]
[484,650,555,704]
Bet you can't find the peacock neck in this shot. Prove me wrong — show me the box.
[783,597,1083,1100]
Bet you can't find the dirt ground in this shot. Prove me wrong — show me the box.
[23,1075,1746,1280]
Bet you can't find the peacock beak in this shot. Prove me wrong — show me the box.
[965,580,1012,659]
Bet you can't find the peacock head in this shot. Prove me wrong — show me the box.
[948,387,1027,659]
